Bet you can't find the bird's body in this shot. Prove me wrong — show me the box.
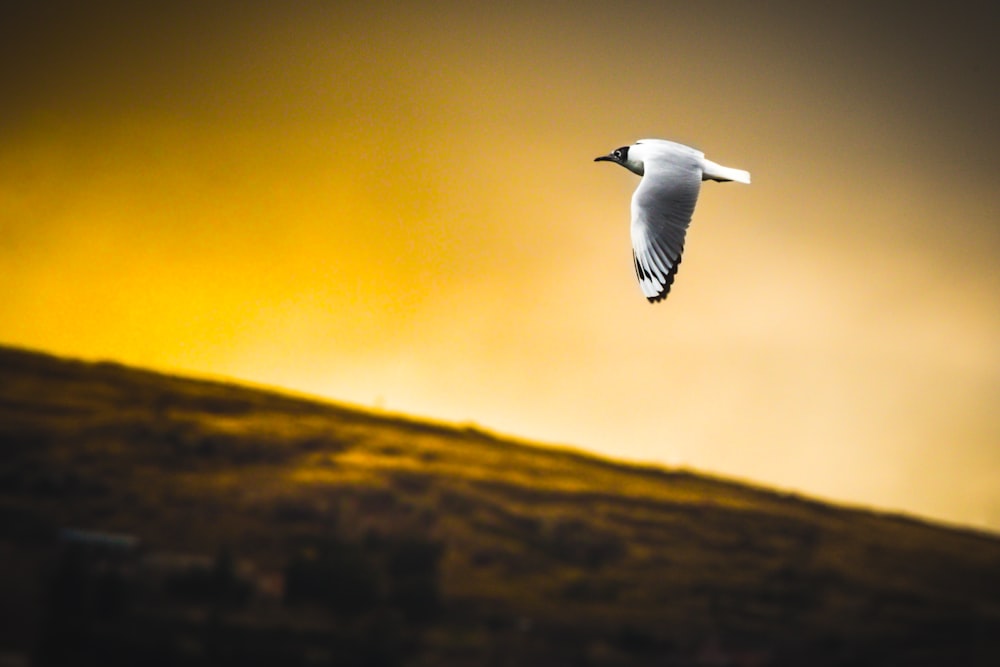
[595,139,750,302]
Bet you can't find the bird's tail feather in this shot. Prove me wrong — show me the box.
[702,160,751,184]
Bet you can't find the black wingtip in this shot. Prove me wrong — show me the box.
[636,251,683,304]
[645,280,673,303]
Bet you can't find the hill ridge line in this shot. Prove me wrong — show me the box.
[1,342,996,541]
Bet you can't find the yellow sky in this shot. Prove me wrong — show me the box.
[2,2,998,530]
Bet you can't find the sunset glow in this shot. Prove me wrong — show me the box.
[3,2,998,530]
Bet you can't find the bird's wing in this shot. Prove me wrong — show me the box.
[630,160,702,302]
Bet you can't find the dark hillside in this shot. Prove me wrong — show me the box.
[1,345,999,666]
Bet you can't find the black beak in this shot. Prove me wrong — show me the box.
[594,154,617,163]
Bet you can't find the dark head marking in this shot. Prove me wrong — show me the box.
[594,145,632,165]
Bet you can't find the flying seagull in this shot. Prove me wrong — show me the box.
[595,139,750,302]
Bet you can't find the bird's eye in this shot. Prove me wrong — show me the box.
[614,150,622,159]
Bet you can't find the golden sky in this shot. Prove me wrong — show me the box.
[3,2,998,530]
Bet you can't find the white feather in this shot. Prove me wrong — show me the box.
[598,138,750,302]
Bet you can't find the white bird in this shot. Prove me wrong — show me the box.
[595,139,750,302]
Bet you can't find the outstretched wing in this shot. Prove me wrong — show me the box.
[630,159,702,302]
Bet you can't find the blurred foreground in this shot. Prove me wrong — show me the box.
[1,345,999,666]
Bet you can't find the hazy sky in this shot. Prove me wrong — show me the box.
[3,2,998,530]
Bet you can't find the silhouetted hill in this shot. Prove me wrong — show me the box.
[2,345,999,666]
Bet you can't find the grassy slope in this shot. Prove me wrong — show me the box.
[2,344,1000,665]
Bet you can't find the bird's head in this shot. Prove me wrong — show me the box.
[594,144,644,176]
